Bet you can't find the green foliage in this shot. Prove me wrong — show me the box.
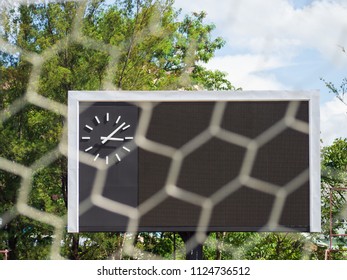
[0,0,235,260]
[82,1,231,90]
[0,61,31,105]
[31,160,67,214]
[1,216,54,259]
[192,66,239,91]
[204,232,309,260]
[315,138,347,255]
[133,232,184,259]
[242,233,307,260]
[2,0,346,260]
[321,138,347,227]
[62,232,125,260]
[0,106,62,165]
[321,138,347,185]
[2,0,345,260]
[321,77,347,106]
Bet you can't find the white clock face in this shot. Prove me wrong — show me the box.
[81,112,134,165]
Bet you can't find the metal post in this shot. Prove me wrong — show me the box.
[186,244,203,260]
[329,188,333,258]
[179,232,203,260]
[325,187,347,260]
[173,232,176,260]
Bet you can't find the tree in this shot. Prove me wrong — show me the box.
[203,232,310,260]
[321,77,347,107]
[318,53,347,258]
[313,138,347,259]
[321,45,347,109]
[0,0,235,259]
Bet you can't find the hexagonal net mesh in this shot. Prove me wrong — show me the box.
[0,0,321,260]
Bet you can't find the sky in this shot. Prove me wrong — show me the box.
[2,0,346,145]
[174,0,347,146]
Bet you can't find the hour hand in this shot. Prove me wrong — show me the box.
[100,137,124,141]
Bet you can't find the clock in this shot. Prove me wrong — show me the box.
[77,101,139,231]
[79,102,136,165]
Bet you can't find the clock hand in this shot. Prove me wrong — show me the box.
[101,122,126,144]
[100,137,124,141]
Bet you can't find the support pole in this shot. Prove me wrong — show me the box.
[179,232,203,260]
[173,232,176,260]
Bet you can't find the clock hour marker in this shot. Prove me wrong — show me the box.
[82,136,90,140]
[106,156,109,165]
[85,146,93,152]
[125,137,133,140]
[95,116,100,124]
[115,116,121,124]
[94,154,100,161]
[122,124,130,131]
[85,125,93,131]
[123,146,130,152]
[115,153,121,162]
[106,113,109,122]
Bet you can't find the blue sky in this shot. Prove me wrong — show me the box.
[174,0,347,145]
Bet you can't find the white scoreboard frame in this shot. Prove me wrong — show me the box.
[68,90,321,233]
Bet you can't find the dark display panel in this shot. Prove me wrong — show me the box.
[79,102,138,231]
[78,101,310,232]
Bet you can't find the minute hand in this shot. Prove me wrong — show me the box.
[101,122,126,144]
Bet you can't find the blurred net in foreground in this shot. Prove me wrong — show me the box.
[0,0,338,260]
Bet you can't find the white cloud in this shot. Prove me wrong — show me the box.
[206,55,287,90]
[175,0,347,144]
[320,97,347,145]
[175,0,347,84]
[175,0,347,62]
[174,0,347,94]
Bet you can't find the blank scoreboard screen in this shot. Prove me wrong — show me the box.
[68,91,321,233]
